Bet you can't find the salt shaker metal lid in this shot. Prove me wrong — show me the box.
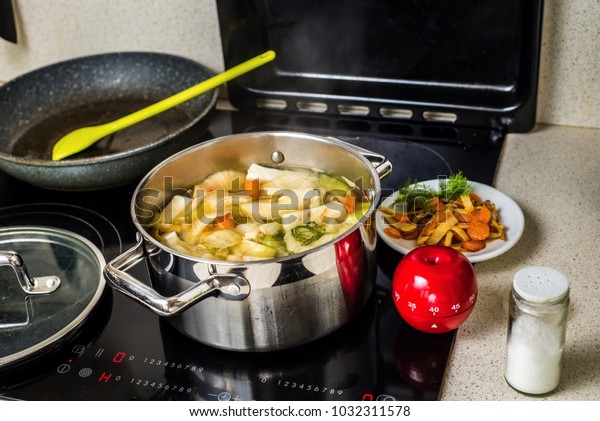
[513,266,569,303]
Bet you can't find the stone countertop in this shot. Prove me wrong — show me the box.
[440,124,600,400]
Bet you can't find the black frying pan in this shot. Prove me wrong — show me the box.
[0,52,218,191]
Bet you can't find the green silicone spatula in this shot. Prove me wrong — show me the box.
[52,50,276,161]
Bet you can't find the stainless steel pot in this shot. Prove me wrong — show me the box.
[104,131,391,352]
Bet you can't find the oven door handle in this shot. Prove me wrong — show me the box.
[103,235,250,317]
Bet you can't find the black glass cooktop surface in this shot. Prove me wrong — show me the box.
[0,109,502,400]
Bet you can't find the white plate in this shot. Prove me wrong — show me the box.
[376,180,525,263]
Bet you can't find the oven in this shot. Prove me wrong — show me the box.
[0,0,543,401]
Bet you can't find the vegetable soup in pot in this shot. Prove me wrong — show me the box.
[151,163,371,261]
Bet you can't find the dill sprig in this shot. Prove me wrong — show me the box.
[438,171,471,200]
[393,172,472,209]
[291,221,325,246]
[393,178,437,210]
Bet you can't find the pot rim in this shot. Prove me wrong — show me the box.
[0,51,218,167]
[129,130,383,265]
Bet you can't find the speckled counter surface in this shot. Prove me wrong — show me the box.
[440,124,600,400]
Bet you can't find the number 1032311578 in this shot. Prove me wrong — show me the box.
[331,405,411,417]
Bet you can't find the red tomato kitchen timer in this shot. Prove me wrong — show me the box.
[392,245,478,334]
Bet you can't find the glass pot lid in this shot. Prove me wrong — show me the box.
[0,226,105,368]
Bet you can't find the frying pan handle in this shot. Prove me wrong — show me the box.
[103,236,250,317]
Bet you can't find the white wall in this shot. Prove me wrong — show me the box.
[0,0,225,77]
[1,0,598,129]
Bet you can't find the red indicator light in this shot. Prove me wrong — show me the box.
[112,352,126,363]
[362,393,374,401]
[98,372,112,383]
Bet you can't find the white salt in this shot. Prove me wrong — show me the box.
[504,314,563,394]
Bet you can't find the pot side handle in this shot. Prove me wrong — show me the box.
[354,146,393,180]
[103,237,250,317]
[325,136,392,180]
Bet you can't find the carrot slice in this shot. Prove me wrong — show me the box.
[467,220,490,241]
[344,194,356,213]
[214,213,236,230]
[243,178,260,197]
[428,197,445,212]
[384,227,401,239]
[461,240,486,252]
[393,213,411,223]
[454,210,473,223]
[422,219,438,236]
[472,206,492,224]
[470,192,482,203]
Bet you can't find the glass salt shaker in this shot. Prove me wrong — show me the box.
[504,266,569,395]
